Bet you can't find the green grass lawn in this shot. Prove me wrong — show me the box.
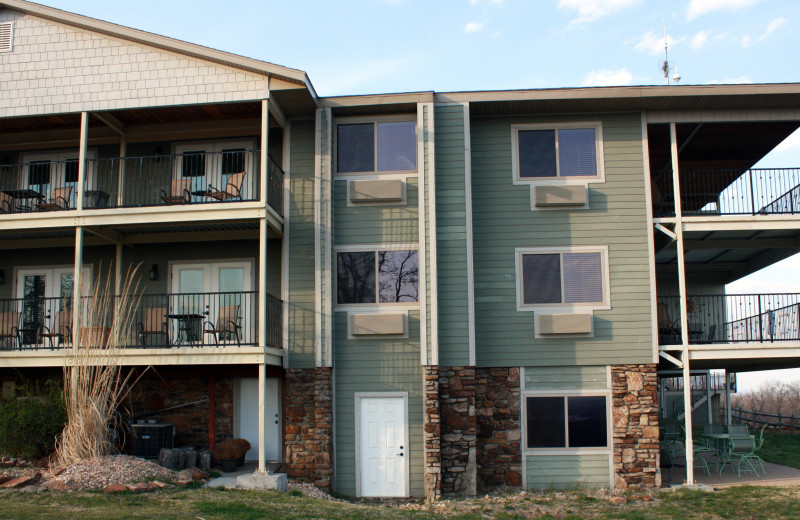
[757,432,800,470]
[2,485,800,520]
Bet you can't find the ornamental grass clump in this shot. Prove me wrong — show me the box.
[53,266,148,467]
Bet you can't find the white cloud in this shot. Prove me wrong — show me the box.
[772,129,800,154]
[743,17,786,47]
[581,68,633,86]
[691,30,709,50]
[686,0,762,20]
[558,0,640,25]
[634,30,682,55]
[463,21,485,33]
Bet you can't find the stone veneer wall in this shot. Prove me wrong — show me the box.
[475,368,521,489]
[423,366,442,501]
[283,368,334,490]
[611,364,659,489]
[438,366,477,496]
[129,375,233,447]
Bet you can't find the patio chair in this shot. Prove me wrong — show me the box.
[680,424,713,476]
[0,312,22,350]
[39,310,72,349]
[740,423,768,476]
[206,171,246,202]
[0,192,13,213]
[204,305,241,346]
[160,178,192,204]
[719,434,760,478]
[138,307,169,347]
[657,303,679,344]
[727,424,751,438]
[37,187,72,211]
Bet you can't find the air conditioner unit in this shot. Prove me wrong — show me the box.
[131,423,176,459]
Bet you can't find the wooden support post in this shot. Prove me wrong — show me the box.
[258,362,266,473]
[76,112,89,211]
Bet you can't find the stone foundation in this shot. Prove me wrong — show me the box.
[438,366,477,496]
[475,367,522,489]
[282,367,333,491]
[611,364,659,490]
[129,374,234,448]
[423,366,442,501]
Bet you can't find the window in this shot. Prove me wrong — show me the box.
[512,123,603,182]
[525,395,608,449]
[517,248,609,309]
[337,250,419,304]
[336,120,417,174]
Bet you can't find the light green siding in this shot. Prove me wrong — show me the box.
[423,104,434,362]
[471,114,653,367]
[524,366,608,390]
[333,311,424,497]
[287,120,317,368]
[434,104,470,366]
[526,454,610,489]
[333,177,419,245]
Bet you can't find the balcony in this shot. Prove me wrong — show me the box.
[658,294,800,345]
[652,168,800,218]
[0,292,282,351]
[0,151,284,217]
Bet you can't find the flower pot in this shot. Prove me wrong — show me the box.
[219,458,238,473]
[237,454,245,467]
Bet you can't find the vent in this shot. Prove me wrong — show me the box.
[0,22,12,53]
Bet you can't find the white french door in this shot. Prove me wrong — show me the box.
[15,266,91,346]
[169,261,253,345]
[173,141,255,202]
[358,394,408,497]
[22,150,97,208]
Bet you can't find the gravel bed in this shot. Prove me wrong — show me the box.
[45,455,177,490]
[287,482,345,502]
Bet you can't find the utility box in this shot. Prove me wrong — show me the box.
[131,423,176,459]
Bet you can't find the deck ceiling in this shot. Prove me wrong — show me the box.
[659,352,800,372]
[655,228,800,283]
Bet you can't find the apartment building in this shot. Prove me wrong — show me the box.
[2,0,800,498]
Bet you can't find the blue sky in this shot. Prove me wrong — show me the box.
[40,0,800,391]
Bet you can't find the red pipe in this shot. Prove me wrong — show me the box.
[208,376,216,451]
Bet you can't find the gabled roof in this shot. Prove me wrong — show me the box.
[0,0,316,98]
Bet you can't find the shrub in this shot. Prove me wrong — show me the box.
[231,438,251,455]
[0,380,67,460]
[213,441,238,461]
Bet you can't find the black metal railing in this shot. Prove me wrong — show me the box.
[660,372,734,392]
[658,294,800,345]
[1,151,286,217]
[652,168,800,217]
[0,291,282,350]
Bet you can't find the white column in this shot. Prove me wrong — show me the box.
[261,99,269,205]
[258,362,266,473]
[725,370,732,425]
[259,99,269,350]
[671,122,694,484]
[117,137,127,207]
[76,112,89,211]
[71,226,84,349]
[707,373,713,424]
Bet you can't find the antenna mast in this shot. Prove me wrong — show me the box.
[660,21,681,85]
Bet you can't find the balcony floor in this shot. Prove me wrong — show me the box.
[660,341,800,371]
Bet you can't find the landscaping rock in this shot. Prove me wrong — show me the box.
[103,484,128,493]
[608,497,627,505]
[176,469,194,481]
[126,482,154,492]
[187,468,208,480]
[0,476,36,488]
[48,480,81,491]
[0,474,9,485]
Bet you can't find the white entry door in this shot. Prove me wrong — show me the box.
[358,395,408,497]
[236,378,281,461]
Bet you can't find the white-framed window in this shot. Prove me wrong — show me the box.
[522,392,610,450]
[336,248,419,305]
[515,246,610,312]
[335,117,417,175]
[511,122,604,184]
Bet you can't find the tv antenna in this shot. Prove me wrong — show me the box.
[658,21,681,85]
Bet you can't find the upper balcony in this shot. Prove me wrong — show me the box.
[0,151,284,218]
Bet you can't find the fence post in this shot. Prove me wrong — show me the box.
[778,413,783,433]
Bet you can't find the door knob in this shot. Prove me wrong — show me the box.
[397,452,404,457]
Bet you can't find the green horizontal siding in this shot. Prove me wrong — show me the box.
[334,311,423,497]
[526,454,610,490]
[287,120,317,368]
[434,104,470,366]
[524,366,608,390]
[333,178,419,245]
[471,113,653,367]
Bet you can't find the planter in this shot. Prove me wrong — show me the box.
[237,454,245,467]
[219,458,238,473]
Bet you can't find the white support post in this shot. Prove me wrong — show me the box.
[258,362,266,473]
[725,370,732,425]
[707,373,713,424]
[261,99,269,205]
[76,112,89,211]
[71,227,84,350]
[259,219,268,349]
[115,242,123,295]
[671,122,694,484]
[117,137,127,207]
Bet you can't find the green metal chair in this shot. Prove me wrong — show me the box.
[719,434,760,478]
[740,423,768,476]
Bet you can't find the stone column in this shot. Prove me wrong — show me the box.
[283,367,334,490]
[611,364,659,489]
[475,367,521,490]
[423,366,442,501]
[439,366,477,496]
